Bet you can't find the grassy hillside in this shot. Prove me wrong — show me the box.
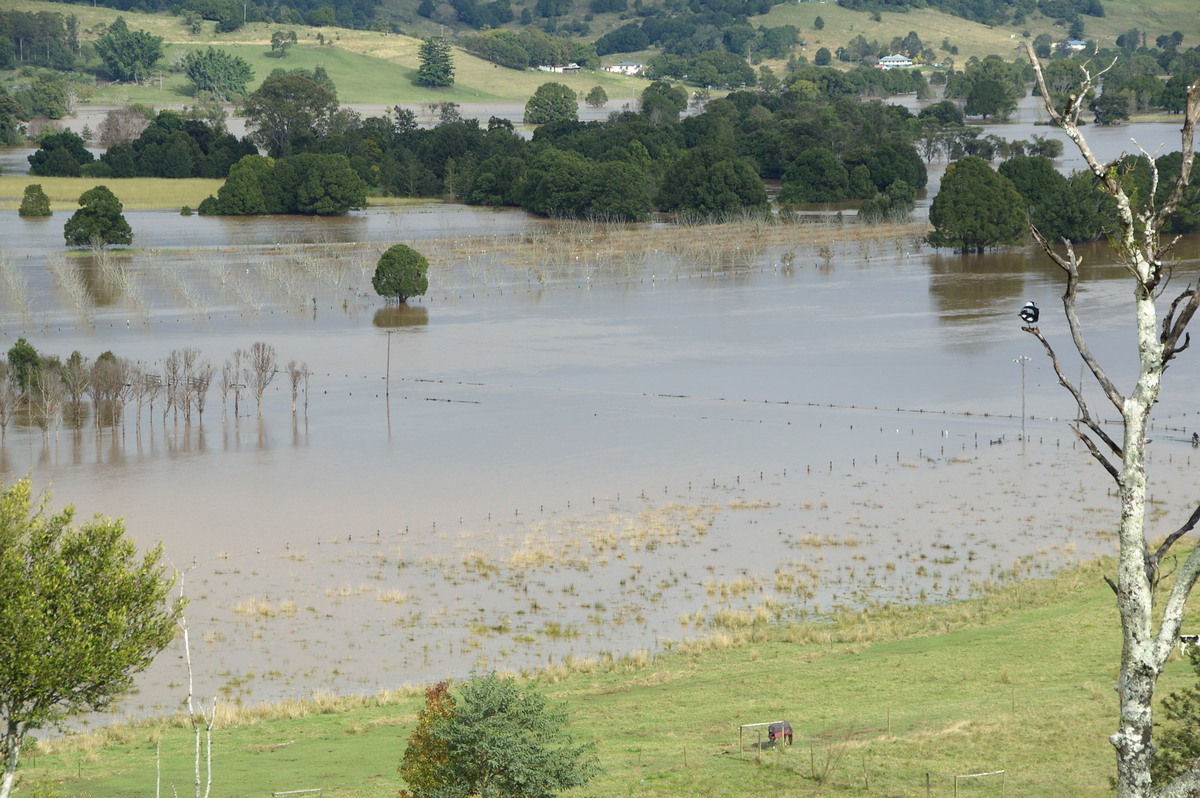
[18,554,1200,797]
[8,0,1200,111]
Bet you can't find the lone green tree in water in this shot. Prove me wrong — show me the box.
[63,185,132,247]
[373,244,429,303]
[1022,44,1200,798]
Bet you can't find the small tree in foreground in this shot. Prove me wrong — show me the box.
[63,185,132,247]
[18,184,51,217]
[0,479,180,798]
[399,673,598,798]
[373,244,429,303]
[1022,43,1200,798]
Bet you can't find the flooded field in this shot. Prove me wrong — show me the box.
[3,193,1200,722]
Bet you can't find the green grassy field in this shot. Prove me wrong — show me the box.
[17,554,1199,797]
[0,176,226,211]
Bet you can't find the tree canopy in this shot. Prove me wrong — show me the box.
[94,17,162,83]
[399,673,598,798]
[416,36,454,88]
[18,184,51,217]
[244,72,338,157]
[372,244,429,302]
[182,48,254,101]
[63,185,133,247]
[524,83,578,126]
[0,479,180,798]
[927,156,1026,253]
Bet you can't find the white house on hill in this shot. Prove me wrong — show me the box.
[877,54,914,69]
[603,61,643,76]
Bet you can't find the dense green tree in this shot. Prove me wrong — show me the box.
[208,154,273,214]
[373,244,429,302]
[814,15,824,29]
[397,673,598,798]
[63,185,133,247]
[0,479,180,798]
[965,78,1017,119]
[640,80,688,123]
[269,153,367,215]
[5,339,40,394]
[656,146,767,217]
[18,184,51,217]
[270,29,298,57]
[1090,91,1130,125]
[27,130,93,177]
[778,146,849,204]
[524,83,578,125]
[584,85,608,108]
[814,47,831,66]
[927,156,1026,253]
[1152,647,1200,785]
[182,48,254,101]
[94,17,162,83]
[244,72,338,156]
[416,36,455,88]
[998,155,1103,243]
[399,681,455,798]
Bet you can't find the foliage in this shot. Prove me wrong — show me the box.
[5,339,40,394]
[18,185,51,218]
[998,155,1103,243]
[182,48,254,101]
[398,673,598,798]
[0,478,179,798]
[585,86,608,108]
[965,78,1017,119]
[520,148,651,221]
[0,9,77,70]
[372,244,429,303]
[927,156,1025,253]
[97,110,255,179]
[63,185,133,248]
[524,83,578,126]
[244,72,338,157]
[640,81,689,123]
[1089,91,1130,125]
[27,131,93,178]
[416,37,455,88]
[778,146,849,204]
[202,152,365,215]
[271,29,298,57]
[657,146,767,216]
[461,29,597,70]
[94,17,163,83]
[398,681,455,798]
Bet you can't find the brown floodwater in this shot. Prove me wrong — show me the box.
[3,136,1200,723]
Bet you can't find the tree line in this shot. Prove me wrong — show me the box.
[0,339,306,436]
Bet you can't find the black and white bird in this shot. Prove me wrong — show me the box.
[1019,301,1039,325]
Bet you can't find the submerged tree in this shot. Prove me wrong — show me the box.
[63,185,132,248]
[1022,43,1200,798]
[373,245,429,303]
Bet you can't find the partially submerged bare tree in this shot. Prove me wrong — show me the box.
[245,342,277,418]
[1023,43,1200,798]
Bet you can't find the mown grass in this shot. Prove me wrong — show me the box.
[19,554,1200,797]
[0,176,225,211]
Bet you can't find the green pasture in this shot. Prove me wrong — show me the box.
[0,176,225,212]
[19,555,1200,797]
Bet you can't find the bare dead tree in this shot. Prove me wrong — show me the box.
[163,351,182,425]
[170,567,215,798]
[180,348,200,424]
[90,356,127,430]
[190,360,214,425]
[244,342,277,418]
[225,349,245,419]
[27,370,63,435]
[286,359,305,416]
[1024,43,1200,798]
